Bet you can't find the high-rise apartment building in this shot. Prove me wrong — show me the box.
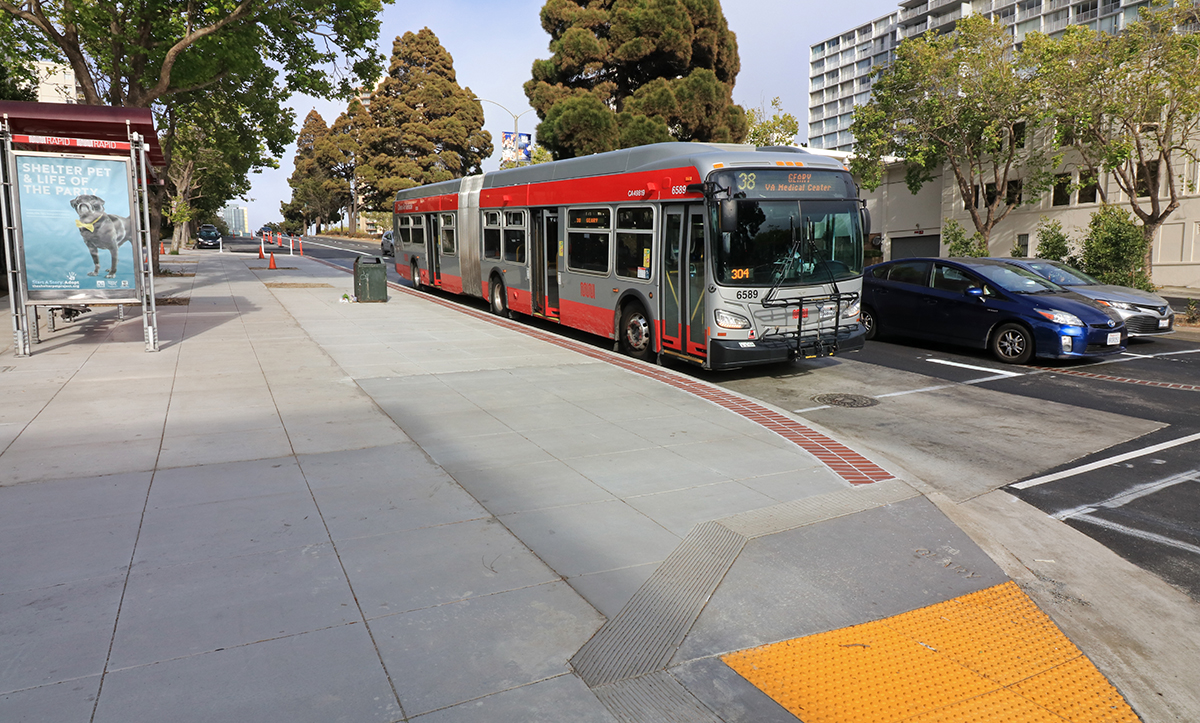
[222,205,250,236]
[808,0,1151,152]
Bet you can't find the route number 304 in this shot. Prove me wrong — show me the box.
[736,172,756,191]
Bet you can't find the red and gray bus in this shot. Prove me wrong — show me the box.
[392,142,869,370]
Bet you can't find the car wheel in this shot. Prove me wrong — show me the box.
[862,305,879,341]
[411,262,421,291]
[991,323,1034,364]
[619,303,654,361]
[490,277,509,318]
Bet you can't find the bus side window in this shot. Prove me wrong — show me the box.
[484,211,501,259]
[397,216,411,246]
[411,215,425,246]
[440,213,456,255]
[567,208,611,274]
[616,206,653,280]
[504,210,526,263]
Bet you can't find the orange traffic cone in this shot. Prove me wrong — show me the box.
[159,240,165,254]
[268,253,277,270]
[258,245,265,259]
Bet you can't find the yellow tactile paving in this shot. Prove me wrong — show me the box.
[722,581,1140,723]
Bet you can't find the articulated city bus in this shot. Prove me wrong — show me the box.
[392,142,869,370]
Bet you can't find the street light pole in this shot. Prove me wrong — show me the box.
[474,97,535,162]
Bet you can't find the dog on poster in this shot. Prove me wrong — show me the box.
[69,194,133,278]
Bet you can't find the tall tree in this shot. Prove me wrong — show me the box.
[850,14,1055,248]
[0,15,54,100]
[1024,2,1200,273]
[746,97,800,147]
[284,111,346,233]
[2,0,389,257]
[524,0,747,159]
[362,28,492,209]
[317,99,375,232]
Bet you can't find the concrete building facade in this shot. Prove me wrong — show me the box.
[222,205,250,236]
[809,0,1198,288]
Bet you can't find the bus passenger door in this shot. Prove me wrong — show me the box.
[531,211,546,315]
[661,206,706,358]
[426,213,441,287]
[543,212,559,318]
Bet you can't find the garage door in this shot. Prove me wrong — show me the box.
[890,235,940,260]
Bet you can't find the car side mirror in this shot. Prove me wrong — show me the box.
[966,286,984,297]
[719,199,738,233]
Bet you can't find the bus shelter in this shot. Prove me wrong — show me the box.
[0,100,164,356]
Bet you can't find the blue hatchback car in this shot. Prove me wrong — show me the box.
[861,257,1127,364]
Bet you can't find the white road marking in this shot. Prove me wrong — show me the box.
[1051,469,1200,520]
[1012,432,1200,489]
[1072,514,1200,557]
[301,238,379,257]
[874,384,955,398]
[793,405,831,413]
[926,358,1023,377]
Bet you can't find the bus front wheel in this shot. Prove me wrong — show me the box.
[411,263,421,292]
[619,304,654,361]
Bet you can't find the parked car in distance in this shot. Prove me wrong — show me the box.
[997,258,1175,337]
[380,230,394,257]
[196,224,222,249]
[862,257,1127,364]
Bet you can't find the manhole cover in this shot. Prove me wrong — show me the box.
[812,393,878,408]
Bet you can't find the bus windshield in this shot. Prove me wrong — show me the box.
[713,199,864,286]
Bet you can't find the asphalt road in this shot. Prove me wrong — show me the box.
[214,236,1200,602]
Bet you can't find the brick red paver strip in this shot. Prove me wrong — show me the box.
[304,258,891,485]
[1033,366,1200,392]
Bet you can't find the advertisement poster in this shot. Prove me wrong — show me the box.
[501,131,532,164]
[13,152,140,301]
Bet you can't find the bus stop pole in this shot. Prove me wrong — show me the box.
[0,120,31,356]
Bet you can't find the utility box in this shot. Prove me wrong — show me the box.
[353,256,388,302]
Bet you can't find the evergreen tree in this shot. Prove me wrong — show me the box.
[362,28,492,209]
[525,0,747,159]
[317,99,375,231]
[284,111,346,233]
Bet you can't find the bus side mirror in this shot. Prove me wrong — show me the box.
[720,199,738,233]
[861,206,871,238]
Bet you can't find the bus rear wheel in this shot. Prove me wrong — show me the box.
[619,304,654,361]
[410,262,421,291]
[490,278,509,318]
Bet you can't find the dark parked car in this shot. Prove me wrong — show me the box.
[196,224,222,249]
[997,258,1175,337]
[862,257,1127,364]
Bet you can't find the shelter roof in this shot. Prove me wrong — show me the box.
[0,100,165,166]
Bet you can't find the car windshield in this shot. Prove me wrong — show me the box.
[713,200,863,286]
[973,264,1064,293]
[1023,260,1099,286]
[199,229,219,239]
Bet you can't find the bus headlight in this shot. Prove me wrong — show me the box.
[841,299,860,319]
[715,309,751,329]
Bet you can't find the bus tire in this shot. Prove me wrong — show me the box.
[619,303,654,361]
[490,277,509,318]
[411,262,421,291]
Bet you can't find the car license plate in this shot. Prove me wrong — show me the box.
[1107,332,1120,345]
[1159,318,1170,328]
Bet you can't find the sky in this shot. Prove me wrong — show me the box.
[241,0,902,229]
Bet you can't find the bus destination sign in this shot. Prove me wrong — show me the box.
[714,169,855,200]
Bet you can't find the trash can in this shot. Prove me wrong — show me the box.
[353,256,388,302]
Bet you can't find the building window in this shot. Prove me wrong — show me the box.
[1136,161,1159,198]
[1016,233,1029,256]
[1078,176,1100,204]
[1052,174,1071,206]
[1006,180,1023,206]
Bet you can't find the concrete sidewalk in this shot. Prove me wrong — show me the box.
[2,251,1197,722]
